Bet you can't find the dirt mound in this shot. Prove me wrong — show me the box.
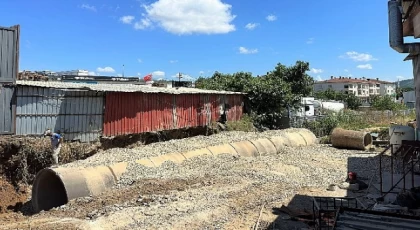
[0,136,99,186]
[0,177,29,214]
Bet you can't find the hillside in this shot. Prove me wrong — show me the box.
[397,79,414,88]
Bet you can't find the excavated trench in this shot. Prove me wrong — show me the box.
[31,128,318,212]
[0,126,220,214]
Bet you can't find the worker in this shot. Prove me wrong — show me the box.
[44,129,63,167]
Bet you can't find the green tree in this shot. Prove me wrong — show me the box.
[344,93,362,110]
[196,61,314,129]
[370,95,405,111]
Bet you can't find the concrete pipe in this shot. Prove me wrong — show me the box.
[250,138,277,156]
[230,141,259,157]
[207,144,238,156]
[330,128,372,150]
[295,129,318,145]
[181,148,213,159]
[148,153,187,167]
[32,162,127,212]
[283,132,307,147]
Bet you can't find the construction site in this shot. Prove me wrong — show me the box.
[2,1,420,229]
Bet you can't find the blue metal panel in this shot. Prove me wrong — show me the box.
[16,86,104,142]
[0,26,19,83]
[0,85,15,134]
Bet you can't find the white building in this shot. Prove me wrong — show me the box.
[314,76,396,103]
[56,70,90,76]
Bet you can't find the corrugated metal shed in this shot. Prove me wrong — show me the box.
[0,85,15,134]
[0,25,19,83]
[16,80,244,95]
[16,86,104,142]
[103,92,244,136]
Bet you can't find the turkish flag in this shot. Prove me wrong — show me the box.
[143,74,152,82]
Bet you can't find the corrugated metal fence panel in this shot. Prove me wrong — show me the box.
[103,92,175,136]
[0,85,15,134]
[103,92,244,137]
[226,94,244,121]
[0,26,19,83]
[16,86,104,142]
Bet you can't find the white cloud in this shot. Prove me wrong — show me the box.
[169,60,178,64]
[134,18,152,30]
[316,75,323,81]
[239,46,258,54]
[172,73,195,81]
[199,71,205,75]
[96,67,116,73]
[88,71,96,76]
[309,68,323,74]
[133,0,236,34]
[137,72,142,76]
[137,59,143,63]
[120,15,135,24]
[266,14,277,21]
[152,71,165,77]
[306,38,314,44]
[340,51,377,62]
[357,64,373,69]
[80,4,97,12]
[245,23,259,30]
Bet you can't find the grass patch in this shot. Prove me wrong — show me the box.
[302,109,415,137]
[226,115,256,132]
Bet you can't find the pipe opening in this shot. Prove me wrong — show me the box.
[32,169,68,212]
[364,134,373,147]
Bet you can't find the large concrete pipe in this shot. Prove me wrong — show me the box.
[330,128,372,150]
[230,141,259,157]
[32,162,127,212]
[32,128,317,212]
[250,138,277,156]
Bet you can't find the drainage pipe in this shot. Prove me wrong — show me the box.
[388,0,420,53]
[330,128,373,150]
[32,128,317,212]
[31,162,128,212]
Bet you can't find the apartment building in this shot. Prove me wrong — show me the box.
[314,76,396,102]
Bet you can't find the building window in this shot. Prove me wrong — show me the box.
[376,84,380,87]
[344,85,349,89]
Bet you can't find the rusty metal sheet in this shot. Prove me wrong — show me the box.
[103,92,244,136]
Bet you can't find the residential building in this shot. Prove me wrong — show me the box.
[314,76,396,103]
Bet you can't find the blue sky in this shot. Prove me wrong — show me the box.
[1,0,414,82]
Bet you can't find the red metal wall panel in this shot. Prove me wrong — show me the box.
[104,92,244,136]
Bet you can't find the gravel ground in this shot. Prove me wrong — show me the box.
[63,128,310,168]
[1,129,399,230]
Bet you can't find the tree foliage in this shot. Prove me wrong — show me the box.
[370,95,405,111]
[195,61,314,130]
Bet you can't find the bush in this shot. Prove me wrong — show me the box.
[226,115,256,132]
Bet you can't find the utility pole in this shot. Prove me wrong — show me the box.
[122,64,125,78]
[178,72,182,83]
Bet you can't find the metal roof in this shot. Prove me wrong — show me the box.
[16,80,244,95]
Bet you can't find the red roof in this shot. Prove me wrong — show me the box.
[316,77,394,84]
